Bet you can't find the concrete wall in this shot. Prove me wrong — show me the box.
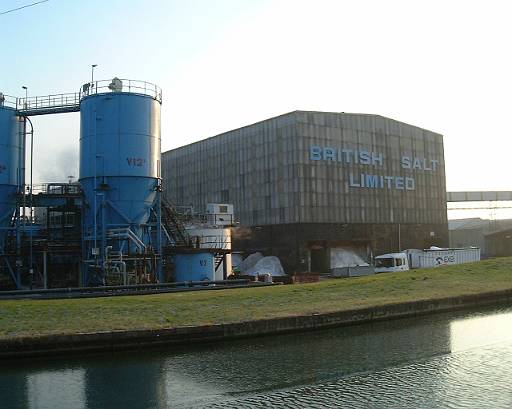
[2,289,511,358]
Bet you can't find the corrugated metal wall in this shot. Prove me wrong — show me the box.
[162,111,447,227]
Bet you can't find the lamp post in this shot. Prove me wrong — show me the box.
[91,64,98,84]
[22,86,27,109]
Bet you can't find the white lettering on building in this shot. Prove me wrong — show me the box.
[310,145,439,191]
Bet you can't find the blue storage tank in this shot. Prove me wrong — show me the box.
[79,84,161,260]
[173,252,215,282]
[0,106,22,253]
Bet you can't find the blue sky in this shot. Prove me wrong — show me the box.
[1,0,268,180]
[2,0,512,219]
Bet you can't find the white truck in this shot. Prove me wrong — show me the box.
[374,247,480,273]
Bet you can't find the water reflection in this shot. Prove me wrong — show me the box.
[84,360,168,409]
[1,304,511,408]
[2,373,27,409]
[28,369,86,409]
[215,343,512,409]
[450,310,512,352]
[162,314,452,406]
[1,357,170,409]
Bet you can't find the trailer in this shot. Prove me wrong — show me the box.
[408,247,480,269]
[375,247,480,273]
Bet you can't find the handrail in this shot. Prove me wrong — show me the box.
[0,78,162,114]
[17,92,80,112]
[80,78,162,103]
[0,94,19,109]
[183,213,235,226]
[30,183,82,195]
[195,235,232,249]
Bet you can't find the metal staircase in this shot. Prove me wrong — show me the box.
[214,254,224,272]
[161,198,190,247]
[199,235,231,272]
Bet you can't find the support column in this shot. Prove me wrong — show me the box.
[156,187,163,282]
[43,250,47,289]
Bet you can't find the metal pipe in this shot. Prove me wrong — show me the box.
[21,118,26,226]
[93,111,98,264]
[14,114,27,289]
[0,279,253,296]
[14,116,23,288]
[23,116,34,289]
[101,192,107,281]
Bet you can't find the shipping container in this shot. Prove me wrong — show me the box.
[408,247,480,269]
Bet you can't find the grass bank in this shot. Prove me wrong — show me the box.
[1,257,512,341]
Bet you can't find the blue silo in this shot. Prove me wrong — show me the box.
[0,105,22,255]
[79,80,162,284]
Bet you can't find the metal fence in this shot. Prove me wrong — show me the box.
[0,78,162,114]
[0,93,19,109]
[80,78,162,103]
[31,183,82,195]
[17,92,80,113]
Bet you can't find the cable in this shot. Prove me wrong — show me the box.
[0,0,50,16]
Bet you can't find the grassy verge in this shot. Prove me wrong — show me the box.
[1,257,512,340]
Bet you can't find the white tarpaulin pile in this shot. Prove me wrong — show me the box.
[244,256,285,276]
[237,252,263,273]
[330,248,368,268]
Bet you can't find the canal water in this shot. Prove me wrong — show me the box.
[2,303,512,408]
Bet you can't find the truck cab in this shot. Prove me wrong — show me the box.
[374,252,410,273]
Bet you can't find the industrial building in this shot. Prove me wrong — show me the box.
[484,227,512,257]
[0,79,231,290]
[449,218,512,258]
[162,111,449,273]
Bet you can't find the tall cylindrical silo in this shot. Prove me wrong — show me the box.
[79,81,161,282]
[0,105,22,254]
